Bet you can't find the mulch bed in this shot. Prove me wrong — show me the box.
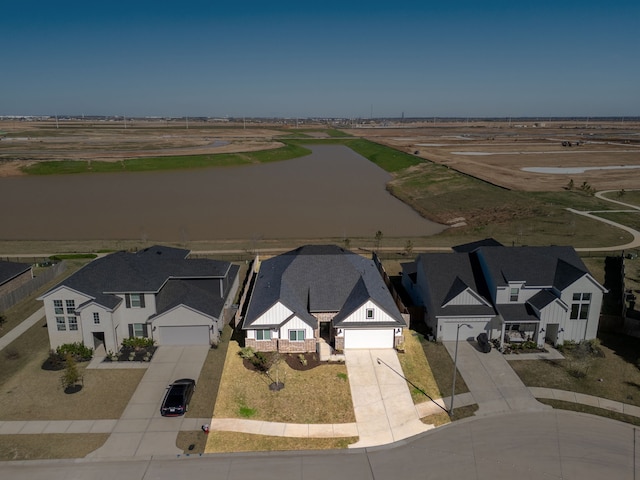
[241,352,322,372]
[103,346,157,362]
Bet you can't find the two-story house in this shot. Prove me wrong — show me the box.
[402,239,606,348]
[39,245,239,352]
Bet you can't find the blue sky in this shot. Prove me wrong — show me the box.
[3,1,639,118]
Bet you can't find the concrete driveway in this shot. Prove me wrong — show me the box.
[444,340,547,416]
[87,345,210,459]
[345,349,432,448]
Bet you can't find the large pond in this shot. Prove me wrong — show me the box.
[0,145,445,241]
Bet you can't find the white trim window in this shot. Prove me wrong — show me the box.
[56,316,66,331]
[256,329,271,341]
[93,312,100,324]
[366,308,375,320]
[132,323,146,337]
[68,316,78,331]
[54,300,64,315]
[125,293,145,308]
[289,329,305,342]
[510,288,519,302]
[65,299,76,315]
[570,293,591,320]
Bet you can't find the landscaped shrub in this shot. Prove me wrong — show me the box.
[239,346,256,360]
[56,342,93,361]
[121,337,155,350]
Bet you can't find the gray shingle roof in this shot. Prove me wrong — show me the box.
[44,245,235,313]
[243,245,405,329]
[497,303,540,323]
[0,260,31,286]
[415,253,496,319]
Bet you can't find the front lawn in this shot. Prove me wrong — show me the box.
[397,331,442,404]
[509,333,640,406]
[212,337,355,424]
[0,434,109,460]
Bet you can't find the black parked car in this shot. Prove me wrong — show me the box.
[160,378,196,417]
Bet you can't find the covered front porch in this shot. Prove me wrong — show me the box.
[497,304,543,351]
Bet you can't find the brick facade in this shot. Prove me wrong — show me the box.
[245,338,278,352]
[246,338,316,354]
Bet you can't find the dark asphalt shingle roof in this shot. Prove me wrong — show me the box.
[497,303,540,323]
[0,260,31,286]
[243,245,405,329]
[43,245,235,314]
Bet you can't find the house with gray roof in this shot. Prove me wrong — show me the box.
[0,260,33,298]
[39,245,239,353]
[242,245,406,353]
[402,239,606,348]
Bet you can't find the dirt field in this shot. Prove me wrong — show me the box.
[346,120,640,191]
[0,119,288,176]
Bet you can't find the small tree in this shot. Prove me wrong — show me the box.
[618,189,626,198]
[404,240,414,257]
[60,353,82,392]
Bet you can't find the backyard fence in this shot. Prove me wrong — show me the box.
[0,261,67,312]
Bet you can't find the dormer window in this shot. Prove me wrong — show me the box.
[510,288,519,302]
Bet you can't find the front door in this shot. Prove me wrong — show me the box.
[320,321,331,344]
[93,332,105,350]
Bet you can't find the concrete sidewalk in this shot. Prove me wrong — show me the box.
[345,349,432,448]
[0,307,45,352]
[444,340,547,416]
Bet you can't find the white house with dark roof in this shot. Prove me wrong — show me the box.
[39,245,239,352]
[402,239,606,348]
[242,245,406,353]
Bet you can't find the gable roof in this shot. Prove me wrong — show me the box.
[414,252,496,319]
[475,245,589,289]
[41,245,236,312]
[242,245,404,329]
[0,260,31,286]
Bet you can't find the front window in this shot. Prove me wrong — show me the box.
[93,312,100,324]
[256,330,271,341]
[289,329,305,341]
[54,300,64,315]
[65,299,76,315]
[129,293,143,308]
[68,316,78,331]
[132,323,146,337]
[56,317,66,331]
[570,293,591,320]
[510,288,519,302]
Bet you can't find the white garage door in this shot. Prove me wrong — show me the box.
[159,326,210,345]
[439,321,487,342]
[344,329,394,349]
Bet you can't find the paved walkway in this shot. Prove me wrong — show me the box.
[0,307,44,352]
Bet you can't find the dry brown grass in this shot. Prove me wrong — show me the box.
[510,332,640,406]
[197,431,357,453]
[0,333,145,420]
[397,331,442,404]
[212,338,354,424]
[0,434,109,460]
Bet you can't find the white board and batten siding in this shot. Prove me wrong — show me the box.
[279,314,314,340]
[442,288,489,307]
[338,301,396,324]
[251,302,293,326]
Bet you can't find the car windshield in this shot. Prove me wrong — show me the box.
[164,386,187,407]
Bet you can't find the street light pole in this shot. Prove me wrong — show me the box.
[450,323,472,418]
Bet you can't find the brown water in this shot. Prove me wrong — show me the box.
[0,145,445,241]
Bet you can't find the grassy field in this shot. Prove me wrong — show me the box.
[20,143,311,175]
[212,338,354,424]
[397,330,442,404]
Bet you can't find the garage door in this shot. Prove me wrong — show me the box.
[439,321,487,342]
[158,326,210,345]
[344,329,394,349]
